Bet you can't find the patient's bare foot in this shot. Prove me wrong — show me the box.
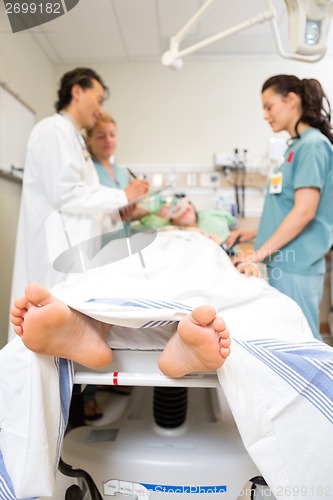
[10,283,112,369]
[158,305,231,377]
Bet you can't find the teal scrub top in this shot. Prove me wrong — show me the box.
[256,128,333,274]
[93,158,129,190]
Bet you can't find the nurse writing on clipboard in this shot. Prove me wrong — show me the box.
[227,75,333,340]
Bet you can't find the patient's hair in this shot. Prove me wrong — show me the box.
[262,74,333,143]
[55,67,109,112]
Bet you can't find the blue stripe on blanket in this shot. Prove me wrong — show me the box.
[141,320,177,328]
[86,297,192,312]
[236,338,333,423]
[55,357,74,473]
[0,358,74,500]
[0,437,35,500]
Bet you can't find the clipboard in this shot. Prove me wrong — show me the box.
[119,182,172,209]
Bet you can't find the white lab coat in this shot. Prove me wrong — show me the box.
[9,113,127,338]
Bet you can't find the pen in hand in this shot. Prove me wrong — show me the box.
[127,168,137,179]
[126,168,150,200]
[127,168,148,180]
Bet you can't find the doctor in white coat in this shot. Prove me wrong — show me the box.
[10,67,149,337]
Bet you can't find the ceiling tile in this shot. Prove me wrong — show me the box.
[29,0,126,63]
[158,0,201,36]
[199,0,273,34]
[113,0,160,57]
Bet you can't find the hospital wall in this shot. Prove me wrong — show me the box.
[0,32,55,347]
[56,58,333,168]
[1,44,333,346]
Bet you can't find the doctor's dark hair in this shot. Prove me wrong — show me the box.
[262,74,333,144]
[55,68,109,112]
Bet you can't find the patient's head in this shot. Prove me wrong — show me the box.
[171,201,198,227]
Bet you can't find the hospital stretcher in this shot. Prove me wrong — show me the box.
[11,228,326,500]
[1,231,332,499]
[55,231,332,500]
[61,349,272,500]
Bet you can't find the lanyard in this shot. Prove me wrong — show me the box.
[59,111,92,162]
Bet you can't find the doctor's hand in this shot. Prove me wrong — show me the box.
[225,228,257,248]
[125,179,149,202]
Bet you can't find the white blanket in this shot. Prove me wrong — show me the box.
[1,230,333,499]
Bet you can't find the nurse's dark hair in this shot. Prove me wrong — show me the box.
[55,68,109,112]
[262,74,333,143]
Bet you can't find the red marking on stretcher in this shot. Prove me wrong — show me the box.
[287,151,294,163]
[113,372,119,385]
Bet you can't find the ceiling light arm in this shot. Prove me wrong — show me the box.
[170,0,216,47]
[162,1,276,67]
[176,10,276,59]
[162,0,217,67]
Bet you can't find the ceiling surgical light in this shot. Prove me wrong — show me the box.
[285,0,333,56]
[305,19,321,45]
[161,0,333,69]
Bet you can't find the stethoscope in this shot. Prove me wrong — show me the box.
[76,132,92,162]
[59,111,92,162]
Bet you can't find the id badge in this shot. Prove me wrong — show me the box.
[269,171,283,194]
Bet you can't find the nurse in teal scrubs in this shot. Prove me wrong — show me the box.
[227,75,333,340]
[87,112,149,211]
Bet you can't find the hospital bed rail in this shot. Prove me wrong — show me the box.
[74,349,220,388]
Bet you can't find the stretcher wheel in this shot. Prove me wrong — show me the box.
[65,484,83,500]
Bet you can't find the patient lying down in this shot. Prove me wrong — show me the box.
[10,283,231,378]
[5,230,333,500]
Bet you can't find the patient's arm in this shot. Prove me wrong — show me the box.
[207,232,223,244]
[235,261,263,278]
